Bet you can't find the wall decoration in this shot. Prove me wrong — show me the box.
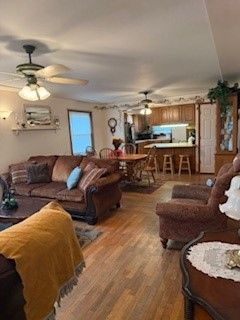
[108,117,117,134]
[23,105,52,127]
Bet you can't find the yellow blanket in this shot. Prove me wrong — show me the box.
[0,201,84,320]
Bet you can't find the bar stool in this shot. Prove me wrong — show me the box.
[163,154,174,175]
[178,154,191,176]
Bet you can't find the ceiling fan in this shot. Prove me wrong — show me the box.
[0,44,89,101]
[125,90,153,115]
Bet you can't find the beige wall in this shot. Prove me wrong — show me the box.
[0,89,108,172]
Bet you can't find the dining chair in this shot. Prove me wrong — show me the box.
[121,143,136,154]
[99,148,116,159]
[139,146,157,186]
[85,146,97,157]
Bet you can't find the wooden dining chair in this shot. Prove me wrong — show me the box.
[139,146,157,186]
[85,146,97,157]
[99,148,116,159]
[121,143,136,154]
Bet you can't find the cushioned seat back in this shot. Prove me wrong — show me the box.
[52,155,83,182]
[80,157,118,175]
[28,155,58,177]
[208,171,237,211]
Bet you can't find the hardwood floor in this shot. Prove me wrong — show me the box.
[57,174,212,320]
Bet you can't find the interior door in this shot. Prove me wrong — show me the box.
[200,104,216,173]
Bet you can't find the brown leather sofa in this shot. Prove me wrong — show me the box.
[0,155,122,318]
[2,155,122,225]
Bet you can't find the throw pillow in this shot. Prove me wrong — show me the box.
[10,162,29,184]
[27,163,51,184]
[78,168,106,193]
[66,167,82,190]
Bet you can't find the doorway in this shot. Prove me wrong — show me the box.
[199,103,216,173]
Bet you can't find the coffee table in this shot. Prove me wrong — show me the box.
[0,197,50,224]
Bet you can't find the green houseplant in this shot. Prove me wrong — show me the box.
[208,81,239,117]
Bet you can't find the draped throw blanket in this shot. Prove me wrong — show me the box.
[0,201,85,320]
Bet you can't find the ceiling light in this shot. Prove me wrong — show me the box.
[140,105,152,115]
[0,110,12,120]
[19,84,50,101]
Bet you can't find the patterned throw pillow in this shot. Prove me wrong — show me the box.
[26,163,51,184]
[10,162,29,184]
[78,168,106,193]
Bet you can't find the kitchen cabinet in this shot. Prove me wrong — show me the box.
[160,107,169,123]
[181,104,195,123]
[134,104,196,127]
[169,106,181,123]
[149,108,161,125]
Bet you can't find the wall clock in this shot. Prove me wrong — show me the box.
[108,118,117,135]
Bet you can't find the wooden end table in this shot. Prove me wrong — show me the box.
[0,197,51,224]
[181,229,240,320]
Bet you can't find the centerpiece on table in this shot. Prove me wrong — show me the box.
[112,138,123,157]
[0,177,18,211]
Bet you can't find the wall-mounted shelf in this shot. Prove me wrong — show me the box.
[12,126,60,135]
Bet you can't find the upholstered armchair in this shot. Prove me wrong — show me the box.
[156,161,239,248]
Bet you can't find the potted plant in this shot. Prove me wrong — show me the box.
[208,80,239,117]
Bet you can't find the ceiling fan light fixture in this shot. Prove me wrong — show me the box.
[140,105,152,115]
[18,84,50,101]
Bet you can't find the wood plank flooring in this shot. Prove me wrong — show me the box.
[57,174,211,320]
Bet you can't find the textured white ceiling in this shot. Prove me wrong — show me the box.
[0,0,238,103]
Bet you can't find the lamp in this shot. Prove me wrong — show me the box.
[19,84,50,101]
[140,104,152,115]
[0,110,12,120]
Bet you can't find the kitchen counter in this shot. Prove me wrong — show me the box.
[135,138,171,144]
[139,142,196,172]
[144,142,196,149]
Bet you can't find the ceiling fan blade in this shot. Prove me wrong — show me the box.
[36,64,70,78]
[46,76,88,86]
[0,71,24,78]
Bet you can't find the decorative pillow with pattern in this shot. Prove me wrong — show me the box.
[78,168,106,193]
[10,162,29,185]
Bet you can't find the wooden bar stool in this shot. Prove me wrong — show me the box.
[162,154,174,175]
[178,154,191,176]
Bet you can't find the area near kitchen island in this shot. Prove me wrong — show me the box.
[143,142,196,173]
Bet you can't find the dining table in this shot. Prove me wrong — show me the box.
[116,153,148,182]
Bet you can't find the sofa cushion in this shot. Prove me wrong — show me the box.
[9,162,33,185]
[26,163,51,184]
[52,156,83,182]
[78,168,106,193]
[57,188,84,202]
[171,198,207,206]
[14,183,48,196]
[28,155,57,176]
[67,167,82,190]
[31,182,66,198]
[80,157,118,175]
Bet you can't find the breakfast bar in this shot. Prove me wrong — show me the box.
[143,142,196,173]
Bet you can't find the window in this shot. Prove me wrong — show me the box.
[68,110,94,155]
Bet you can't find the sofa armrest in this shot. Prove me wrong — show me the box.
[84,173,122,224]
[172,184,211,201]
[87,172,122,192]
[0,172,11,186]
[156,202,213,222]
